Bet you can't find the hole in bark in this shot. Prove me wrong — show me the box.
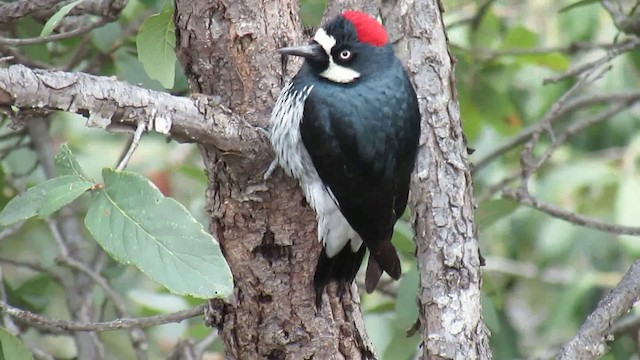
[252,230,288,265]
[267,349,285,360]
[77,108,89,117]
[257,292,272,304]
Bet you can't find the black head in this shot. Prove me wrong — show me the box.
[278,11,393,84]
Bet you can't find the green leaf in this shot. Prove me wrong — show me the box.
[114,49,164,91]
[394,266,419,330]
[136,2,176,89]
[85,169,233,298]
[482,294,501,332]
[300,0,326,27]
[0,175,93,226]
[391,220,415,253]
[476,199,518,229]
[543,273,597,333]
[382,329,420,360]
[40,0,84,37]
[616,176,640,256]
[16,17,50,63]
[523,53,571,71]
[471,82,520,135]
[92,22,122,53]
[559,0,600,13]
[558,2,599,42]
[178,165,207,185]
[470,9,501,49]
[364,313,394,355]
[54,144,86,178]
[5,275,55,312]
[457,82,483,142]
[502,26,537,50]
[0,328,34,360]
[0,166,11,210]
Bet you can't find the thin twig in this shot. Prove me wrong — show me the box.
[528,102,632,175]
[81,8,156,74]
[473,91,640,173]
[28,118,104,358]
[602,0,640,35]
[451,41,619,59]
[0,256,66,285]
[517,65,610,189]
[484,256,620,287]
[0,45,53,69]
[503,189,640,236]
[0,266,20,334]
[0,221,25,242]
[0,301,208,332]
[0,18,109,46]
[116,120,146,171]
[194,331,219,359]
[544,37,640,84]
[58,254,149,358]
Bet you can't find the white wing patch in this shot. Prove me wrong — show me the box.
[270,83,363,256]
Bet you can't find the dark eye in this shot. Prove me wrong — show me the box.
[338,50,352,61]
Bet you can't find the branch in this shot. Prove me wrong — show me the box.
[544,37,640,84]
[0,64,263,154]
[0,301,207,332]
[556,260,640,360]
[0,0,61,24]
[451,41,620,59]
[27,118,106,359]
[602,0,640,35]
[524,101,632,177]
[472,91,640,173]
[503,189,640,236]
[0,18,110,46]
[484,256,619,287]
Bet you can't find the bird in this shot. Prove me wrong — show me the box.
[269,10,420,305]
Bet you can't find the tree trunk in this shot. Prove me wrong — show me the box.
[382,0,492,358]
[174,0,491,358]
[173,0,374,358]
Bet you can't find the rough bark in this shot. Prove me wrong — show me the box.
[382,0,492,359]
[0,64,261,151]
[173,1,374,359]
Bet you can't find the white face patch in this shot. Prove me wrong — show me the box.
[313,28,336,56]
[313,28,361,84]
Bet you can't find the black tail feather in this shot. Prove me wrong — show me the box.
[365,256,382,293]
[314,244,366,307]
[371,240,401,280]
[365,241,401,292]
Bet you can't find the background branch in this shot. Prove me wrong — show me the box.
[0,301,207,332]
[557,260,640,360]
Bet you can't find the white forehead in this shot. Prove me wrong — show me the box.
[313,28,336,55]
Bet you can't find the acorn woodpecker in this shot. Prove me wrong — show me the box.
[270,11,420,304]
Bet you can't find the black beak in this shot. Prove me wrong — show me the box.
[277,43,325,61]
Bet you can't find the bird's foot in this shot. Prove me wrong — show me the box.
[263,159,278,181]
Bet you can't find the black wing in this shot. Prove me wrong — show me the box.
[299,68,420,282]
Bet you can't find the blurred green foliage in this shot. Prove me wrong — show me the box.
[0,0,639,358]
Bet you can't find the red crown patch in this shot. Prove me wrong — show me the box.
[342,11,388,47]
